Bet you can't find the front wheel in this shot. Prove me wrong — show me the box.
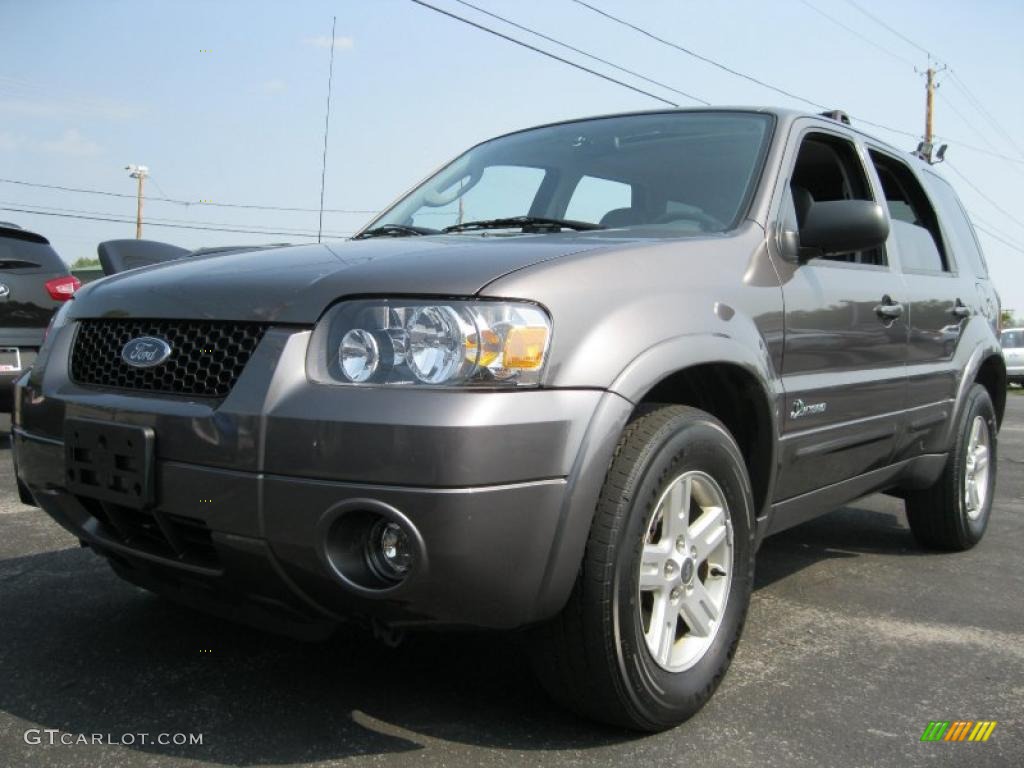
[530,405,755,731]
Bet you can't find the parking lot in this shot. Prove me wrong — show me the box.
[0,395,1020,768]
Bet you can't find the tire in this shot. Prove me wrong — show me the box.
[530,404,755,731]
[905,384,997,551]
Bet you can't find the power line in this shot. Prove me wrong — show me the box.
[0,200,353,236]
[149,177,173,200]
[570,0,828,110]
[968,210,1024,250]
[451,0,708,104]
[946,72,1024,160]
[936,89,1024,181]
[822,3,1023,165]
[840,0,938,61]
[973,223,1024,256]
[944,162,1024,233]
[935,90,1001,154]
[796,0,916,67]
[0,206,353,239]
[932,136,1024,166]
[567,0,923,143]
[407,0,680,107]
[0,177,376,214]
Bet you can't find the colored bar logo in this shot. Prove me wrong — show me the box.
[920,721,997,742]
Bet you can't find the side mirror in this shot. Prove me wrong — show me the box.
[796,200,889,261]
[97,239,190,275]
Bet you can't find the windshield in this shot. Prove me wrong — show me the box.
[367,111,774,236]
[1002,330,1023,349]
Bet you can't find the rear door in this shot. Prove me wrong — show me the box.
[771,126,908,501]
[865,150,965,458]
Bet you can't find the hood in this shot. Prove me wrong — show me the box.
[68,234,619,324]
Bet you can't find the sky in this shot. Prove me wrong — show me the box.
[2,0,1023,314]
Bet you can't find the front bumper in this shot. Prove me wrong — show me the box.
[14,325,632,631]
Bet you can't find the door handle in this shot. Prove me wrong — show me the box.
[951,300,971,318]
[874,297,904,320]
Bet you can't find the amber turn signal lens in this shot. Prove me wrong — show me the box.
[503,326,549,370]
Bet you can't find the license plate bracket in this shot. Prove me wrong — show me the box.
[64,419,155,509]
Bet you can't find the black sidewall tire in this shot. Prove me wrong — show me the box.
[610,417,755,727]
[956,387,998,543]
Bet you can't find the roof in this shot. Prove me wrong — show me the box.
[483,105,921,170]
[0,223,49,245]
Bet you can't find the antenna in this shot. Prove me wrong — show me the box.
[317,16,337,243]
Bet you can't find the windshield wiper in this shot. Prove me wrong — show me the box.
[442,216,605,234]
[353,224,439,240]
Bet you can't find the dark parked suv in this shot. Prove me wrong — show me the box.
[13,108,1005,731]
[0,223,79,411]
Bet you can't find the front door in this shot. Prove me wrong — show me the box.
[772,128,908,501]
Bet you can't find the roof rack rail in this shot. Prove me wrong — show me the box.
[819,110,851,125]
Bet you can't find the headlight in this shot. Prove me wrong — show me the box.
[307,299,552,387]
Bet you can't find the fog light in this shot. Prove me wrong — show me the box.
[367,520,412,581]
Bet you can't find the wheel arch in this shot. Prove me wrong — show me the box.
[533,335,781,622]
[974,353,1006,428]
[632,362,776,523]
[609,334,781,522]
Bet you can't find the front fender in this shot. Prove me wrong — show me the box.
[608,329,782,407]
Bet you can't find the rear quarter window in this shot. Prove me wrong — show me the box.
[0,237,67,274]
[921,170,989,278]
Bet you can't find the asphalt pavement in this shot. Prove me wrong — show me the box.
[1,396,1021,768]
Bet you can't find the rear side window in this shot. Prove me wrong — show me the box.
[921,170,990,279]
[0,236,66,274]
[868,151,947,273]
[1002,331,1023,349]
[789,132,886,266]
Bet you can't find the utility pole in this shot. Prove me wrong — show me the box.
[924,65,935,159]
[125,164,149,239]
[917,62,946,164]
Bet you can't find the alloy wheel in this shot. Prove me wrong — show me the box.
[638,471,734,672]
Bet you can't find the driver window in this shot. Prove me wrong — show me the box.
[411,165,546,229]
[789,133,886,266]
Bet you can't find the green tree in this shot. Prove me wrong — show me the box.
[70,257,101,269]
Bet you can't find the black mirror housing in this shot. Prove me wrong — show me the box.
[798,200,889,261]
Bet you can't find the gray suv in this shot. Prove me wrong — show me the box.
[12,108,1005,731]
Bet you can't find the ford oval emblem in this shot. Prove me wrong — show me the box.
[121,336,172,368]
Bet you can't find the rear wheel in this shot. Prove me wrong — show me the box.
[905,384,997,551]
[530,405,755,731]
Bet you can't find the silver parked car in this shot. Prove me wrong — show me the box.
[1002,328,1024,386]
